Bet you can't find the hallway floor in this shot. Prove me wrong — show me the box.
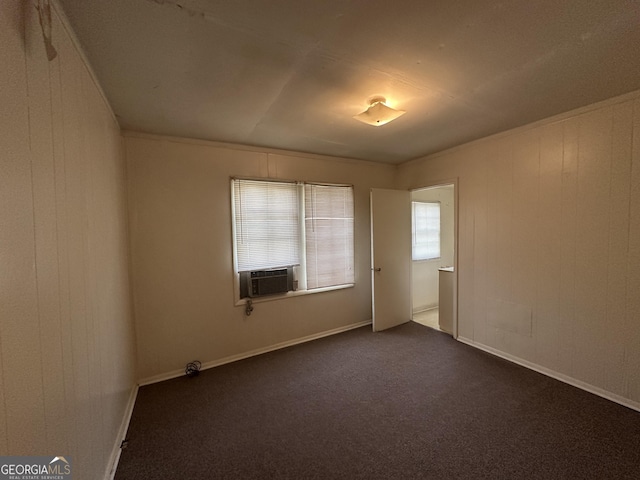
[412,308,440,331]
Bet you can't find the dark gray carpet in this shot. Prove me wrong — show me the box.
[115,322,640,479]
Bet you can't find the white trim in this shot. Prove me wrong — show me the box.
[402,88,640,166]
[234,282,355,307]
[104,384,139,480]
[412,305,438,315]
[457,337,640,413]
[121,130,395,168]
[138,320,372,386]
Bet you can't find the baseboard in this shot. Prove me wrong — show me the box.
[138,320,373,387]
[412,305,438,315]
[104,384,139,480]
[457,336,640,413]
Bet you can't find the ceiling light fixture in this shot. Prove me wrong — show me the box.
[353,96,406,126]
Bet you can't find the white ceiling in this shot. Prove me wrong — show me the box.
[58,0,640,164]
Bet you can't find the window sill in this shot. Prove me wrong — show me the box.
[235,283,354,306]
[412,257,441,263]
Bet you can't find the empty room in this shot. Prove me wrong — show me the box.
[2,0,640,479]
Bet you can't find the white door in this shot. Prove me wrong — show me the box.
[370,188,412,331]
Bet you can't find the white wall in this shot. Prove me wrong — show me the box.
[397,91,640,409]
[0,1,137,478]
[124,133,396,382]
[411,185,454,312]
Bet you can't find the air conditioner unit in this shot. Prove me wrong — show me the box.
[239,267,294,298]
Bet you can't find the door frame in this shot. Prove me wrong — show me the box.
[410,178,459,339]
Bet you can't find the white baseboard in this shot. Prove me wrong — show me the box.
[104,327,638,480]
[457,336,640,413]
[412,305,438,315]
[105,384,139,480]
[138,320,373,387]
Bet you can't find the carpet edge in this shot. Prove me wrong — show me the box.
[138,320,373,387]
[104,384,139,480]
[457,336,640,413]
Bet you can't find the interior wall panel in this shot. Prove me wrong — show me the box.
[397,91,640,409]
[466,153,489,343]
[469,147,489,346]
[456,173,475,341]
[0,0,48,454]
[24,0,68,453]
[59,28,93,472]
[627,98,640,402]
[557,118,579,377]
[534,124,563,370]
[83,64,106,474]
[573,108,612,389]
[49,15,76,461]
[506,131,539,360]
[0,344,6,454]
[0,0,9,441]
[604,102,634,397]
[489,141,514,350]
[484,147,500,349]
[1,2,137,478]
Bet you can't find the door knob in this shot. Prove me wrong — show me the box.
[372,267,382,272]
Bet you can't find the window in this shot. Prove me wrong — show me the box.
[233,179,300,271]
[412,201,440,261]
[232,179,354,297]
[305,184,354,289]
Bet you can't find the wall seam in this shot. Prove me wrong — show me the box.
[57,39,78,460]
[48,44,70,454]
[558,123,566,369]
[571,119,580,377]
[533,134,541,349]
[121,137,141,382]
[604,107,615,388]
[25,0,50,449]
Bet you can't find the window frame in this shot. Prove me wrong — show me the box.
[231,177,355,305]
[411,200,441,262]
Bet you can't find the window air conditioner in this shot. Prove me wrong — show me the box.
[239,267,294,298]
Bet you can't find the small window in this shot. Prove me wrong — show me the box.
[231,179,354,297]
[412,201,440,261]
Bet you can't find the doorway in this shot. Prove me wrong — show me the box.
[410,183,455,335]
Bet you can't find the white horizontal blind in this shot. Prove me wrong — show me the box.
[233,179,300,271]
[412,201,440,260]
[305,184,354,289]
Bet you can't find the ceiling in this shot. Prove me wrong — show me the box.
[58,0,640,164]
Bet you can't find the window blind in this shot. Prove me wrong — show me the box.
[412,201,440,260]
[304,184,354,289]
[233,179,300,271]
